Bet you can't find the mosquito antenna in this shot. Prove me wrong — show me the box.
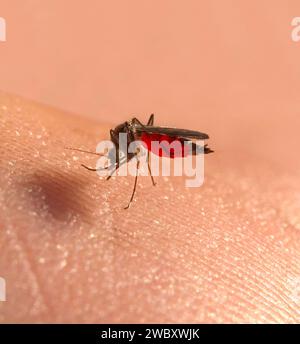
[65,147,106,156]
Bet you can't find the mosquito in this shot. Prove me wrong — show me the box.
[67,114,213,209]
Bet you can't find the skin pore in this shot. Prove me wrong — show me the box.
[0,91,299,323]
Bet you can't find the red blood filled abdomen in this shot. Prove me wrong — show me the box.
[141,133,190,158]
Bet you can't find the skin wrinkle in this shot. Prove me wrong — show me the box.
[0,217,50,322]
[7,223,53,319]
[208,257,295,321]
[102,185,298,322]
[0,92,300,323]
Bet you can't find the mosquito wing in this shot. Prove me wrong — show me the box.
[135,125,209,140]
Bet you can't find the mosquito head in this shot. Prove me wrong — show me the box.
[113,121,128,135]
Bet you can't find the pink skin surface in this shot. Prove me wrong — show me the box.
[0,92,299,323]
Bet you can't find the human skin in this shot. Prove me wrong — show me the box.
[0,91,299,323]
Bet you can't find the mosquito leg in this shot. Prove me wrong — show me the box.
[131,117,144,126]
[148,163,156,186]
[68,147,107,170]
[147,113,154,125]
[106,164,118,180]
[132,113,153,128]
[106,156,128,180]
[124,159,140,209]
[147,152,156,186]
[131,117,150,131]
[82,156,124,173]
[81,164,108,171]
[106,164,120,180]
[79,129,125,176]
